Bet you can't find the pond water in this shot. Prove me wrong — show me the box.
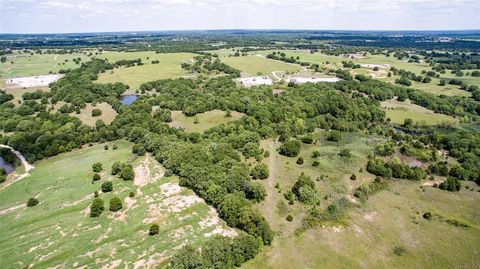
[0,157,14,174]
[120,95,139,105]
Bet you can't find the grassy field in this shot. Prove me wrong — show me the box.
[253,49,474,97]
[242,131,480,269]
[0,50,91,79]
[169,109,245,133]
[381,99,458,125]
[96,52,197,90]
[255,132,382,237]
[0,140,234,268]
[220,55,303,76]
[72,102,118,127]
[243,180,480,269]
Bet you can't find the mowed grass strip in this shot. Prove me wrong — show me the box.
[169,109,245,133]
[381,99,458,125]
[96,52,197,90]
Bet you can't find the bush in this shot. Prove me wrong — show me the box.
[92,173,101,181]
[119,164,134,181]
[339,148,351,158]
[393,246,406,256]
[292,173,317,204]
[149,223,159,235]
[279,140,301,157]
[109,197,123,212]
[94,191,99,197]
[350,174,357,180]
[101,181,113,193]
[327,131,341,142]
[111,161,121,175]
[0,175,5,184]
[164,169,173,177]
[312,150,321,158]
[312,160,320,167]
[90,197,104,217]
[112,144,118,150]
[92,162,103,172]
[26,197,39,207]
[251,163,269,179]
[301,134,314,144]
[104,145,109,150]
[245,182,267,202]
[132,144,146,156]
[286,215,293,222]
[439,177,461,192]
[91,108,102,117]
[129,191,135,198]
[296,157,304,165]
[423,212,432,220]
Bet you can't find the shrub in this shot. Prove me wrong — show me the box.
[339,149,351,158]
[251,163,269,179]
[119,164,134,181]
[301,134,314,144]
[91,108,102,117]
[90,197,104,217]
[327,131,341,142]
[101,181,113,193]
[312,150,321,158]
[111,161,121,175]
[164,169,173,177]
[26,197,39,207]
[149,223,159,235]
[112,144,118,150]
[92,162,103,172]
[350,174,357,180]
[104,145,109,150]
[245,182,267,202]
[286,215,293,222]
[0,175,5,184]
[109,197,123,212]
[132,144,146,156]
[129,191,135,198]
[292,173,317,204]
[279,140,301,157]
[439,177,461,192]
[296,157,304,165]
[94,191,99,197]
[92,173,101,181]
[423,212,432,220]
[312,160,320,167]
[393,246,406,256]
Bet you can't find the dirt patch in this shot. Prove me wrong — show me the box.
[363,211,377,222]
[6,74,63,88]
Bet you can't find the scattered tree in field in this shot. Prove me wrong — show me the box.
[91,108,102,117]
[119,164,134,181]
[92,162,103,172]
[339,148,351,158]
[292,173,317,204]
[423,212,432,220]
[350,174,357,180]
[26,197,39,207]
[327,131,341,142]
[129,191,135,197]
[111,161,121,175]
[109,197,123,212]
[296,157,304,165]
[149,223,159,235]
[92,173,101,181]
[286,215,293,222]
[439,177,461,192]
[90,197,104,217]
[101,181,113,193]
[104,145,109,150]
[251,163,269,179]
[279,140,301,157]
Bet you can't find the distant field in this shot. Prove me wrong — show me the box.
[0,50,90,79]
[254,49,475,97]
[381,99,458,125]
[72,102,118,127]
[96,52,196,90]
[220,55,302,76]
[169,109,244,133]
[0,140,234,268]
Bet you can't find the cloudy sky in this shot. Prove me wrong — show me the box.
[1,0,479,33]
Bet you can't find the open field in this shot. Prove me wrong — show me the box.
[381,99,458,125]
[0,51,90,79]
[72,102,118,127]
[169,109,245,133]
[220,55,302,77]
[255,132,382,236]
[96,52,197,90]
[243,180,480,269]
[253,50,475,97]
[0,140,234,268]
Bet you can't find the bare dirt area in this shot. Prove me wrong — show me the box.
[5,74,63,88]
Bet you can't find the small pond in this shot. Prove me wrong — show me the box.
[120,95,139,105]
[0,157,14,174]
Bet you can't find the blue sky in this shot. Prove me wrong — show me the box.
[1,0,479,33]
